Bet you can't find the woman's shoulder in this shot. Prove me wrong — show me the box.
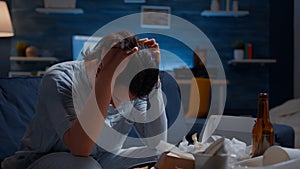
[40,60,83,84]
[47,60,81,72]
[44,60,81,76]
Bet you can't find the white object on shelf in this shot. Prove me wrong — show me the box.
[233,49,244,60]
[35,8,83,14]
[228,59,277,66]
[10,56,58,62]
[201,10,249,17]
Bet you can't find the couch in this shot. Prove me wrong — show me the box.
[0,72,295,166]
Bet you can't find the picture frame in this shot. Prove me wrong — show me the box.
[141,5,171,29]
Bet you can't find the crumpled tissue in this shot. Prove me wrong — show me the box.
[223,137,252,160]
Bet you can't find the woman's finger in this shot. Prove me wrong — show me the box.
[126,46,138,56]
[150,43,159,49]
[138,38,149,43]
[143,39,156,47]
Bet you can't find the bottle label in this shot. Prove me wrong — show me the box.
[252,134,273,157]
[262,134,272,151]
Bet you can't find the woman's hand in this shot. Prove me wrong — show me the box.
[96,41,138,78]
[138,38,161,64]
[94,40,138,117]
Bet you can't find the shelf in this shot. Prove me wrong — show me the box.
[228,59,277,66]
[35,8,84,14]
[201,10,249,17]
[10,56,58,62]
[8,71,45,77]
[10,56,58,77]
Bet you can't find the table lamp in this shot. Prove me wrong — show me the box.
[0,0,14,77]
[0,1,14,37]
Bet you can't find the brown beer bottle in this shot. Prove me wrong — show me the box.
[252,93,275,157]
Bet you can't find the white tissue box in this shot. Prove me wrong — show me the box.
[194,153,228,169]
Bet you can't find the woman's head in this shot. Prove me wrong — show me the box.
[115,50,159,99]
[83,31,160,100]
[114,32,159,99]
[82,32,126,62]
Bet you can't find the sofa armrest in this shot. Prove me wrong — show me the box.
[273,123,295,148]
[184,117,295,148]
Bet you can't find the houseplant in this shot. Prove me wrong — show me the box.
[233,40,245,60]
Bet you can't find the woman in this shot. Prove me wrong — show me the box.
[2,31,167,169]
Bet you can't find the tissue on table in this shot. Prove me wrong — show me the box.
[155,134,226,169]
[178,133,208,153]
[223,137,252,160]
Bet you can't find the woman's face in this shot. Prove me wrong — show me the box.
[111,84,137,108]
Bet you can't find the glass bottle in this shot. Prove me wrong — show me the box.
[210,0,220,11]
[252,93,275,157]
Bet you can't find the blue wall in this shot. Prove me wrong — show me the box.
[11,0,274,115]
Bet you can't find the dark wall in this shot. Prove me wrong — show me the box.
[9,0,291,116]
[269,0,294,108]
[0,0,12,77]
[0,38,11,77]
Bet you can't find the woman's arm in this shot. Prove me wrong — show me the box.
[63,42,138,157]
[132,38,166,148]
[133,84,168,149]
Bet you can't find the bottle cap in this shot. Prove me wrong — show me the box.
[259,93,268,98]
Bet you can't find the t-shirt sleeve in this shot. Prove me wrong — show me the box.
[38,73,76,141]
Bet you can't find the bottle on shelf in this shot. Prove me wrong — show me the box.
[232,0,239,12]
[252,93,275,158]
[210,0,220,11]
[246,43,253,60]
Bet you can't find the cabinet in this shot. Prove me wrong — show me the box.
[9,56,58,77]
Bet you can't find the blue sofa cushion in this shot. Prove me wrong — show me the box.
[273,124,295,148]
[0,77,41,160]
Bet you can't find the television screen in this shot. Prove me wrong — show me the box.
[72,35,102,60]
[72,34,193,71]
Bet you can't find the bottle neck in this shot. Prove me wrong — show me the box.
[257,98,270,122]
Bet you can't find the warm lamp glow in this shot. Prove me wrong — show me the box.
[0,1,14,37]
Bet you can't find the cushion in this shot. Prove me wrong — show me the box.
[185,77,211,118]
[0,77,41,160]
